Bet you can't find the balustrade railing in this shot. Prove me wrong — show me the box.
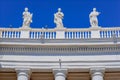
[0,27,120,39]
[100,27,120,38]
[30,29,56,39]
[0,28,21,38]
[65,29,91,39]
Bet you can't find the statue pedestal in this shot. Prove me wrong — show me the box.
[55,26,66,30]
[20,26,31,29]
[90,26,101,38]
[90,26,101,29]
[91,25,100,28]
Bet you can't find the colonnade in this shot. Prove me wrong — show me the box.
[15,68,105,80]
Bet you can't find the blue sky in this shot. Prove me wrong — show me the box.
[0,0,120,28]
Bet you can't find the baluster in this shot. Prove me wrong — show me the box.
[116,30,118,37]
[30,32,31,39]
[16,31,18,38]
[9,31,10,38]
[35,32,38,39]
[16,32,18,38]
[5,31,7,38]
[33,32,35,39]
[100,31,102,38]
[49,32,51,39]
[111,31,114,38]
[76,32,79,39]
[13,31,15,38]
[109,30,111,38]
[107,30,109,38]
[11,31,13,38]
[79,32,81,38]
[53,32,55,39]
[103,31,105,38]
[106,31,108,38]
[3,31,5,38]
[81,32,84,39]
[43,32,45,39]
[37,32,39,39]
[67,32,69,39]
[68,32,70,39]
[118,30,120,37]
[78,32,80,39]
[6,31,8,38]
[107,31,109,38]
[38,32,40,39]
[109,31,112,38]
[40,32,42,39]
[75,32,77,39]
[64,32,66,39]
[17,31,19,38]
[45,32,47,39]
[83,32,85,39]
[89,31,91,38]
[84,32,86,39]
[105,31,107,38]
[18,31,21,38]
[30,32,32,39]
[47,32,49,39]
[74,32,76,39]
[82,32,84,39]
[51,32,53,39]
[87,31,89,38]
[71,32,73,39]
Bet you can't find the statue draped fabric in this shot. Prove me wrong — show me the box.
[22,7,33,28]
[54,8,64,28]
[89,8,100,27]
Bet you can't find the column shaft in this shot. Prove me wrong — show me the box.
[92,72,104,80]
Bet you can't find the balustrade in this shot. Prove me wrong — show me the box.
[65,31,91,39]
[1,28,21,38]
[30,31,56,39]
[0,27,120,39]
[100,27,120,38]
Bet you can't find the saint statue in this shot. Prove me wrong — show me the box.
[89,8,100,27]
[54,8,64,28]
[22,7,33,28]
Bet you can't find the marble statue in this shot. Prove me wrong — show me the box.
[54,8,64,28]
[89,8,100,27]
[22,7,33,28]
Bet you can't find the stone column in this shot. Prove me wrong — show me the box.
[90,68,105,80]
[16,68,31,80]
[53,69,67,80]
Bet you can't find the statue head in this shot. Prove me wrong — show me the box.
[25,7,28,12]
[58,8,61,12]
[93,8,96,11]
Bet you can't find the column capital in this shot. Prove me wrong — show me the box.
[15,68,31,77]
[15,68,31,80]
[15,68,31,74]
[53,69,67,77]
[90,67,105,76]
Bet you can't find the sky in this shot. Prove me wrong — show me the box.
[0,0,120,28]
